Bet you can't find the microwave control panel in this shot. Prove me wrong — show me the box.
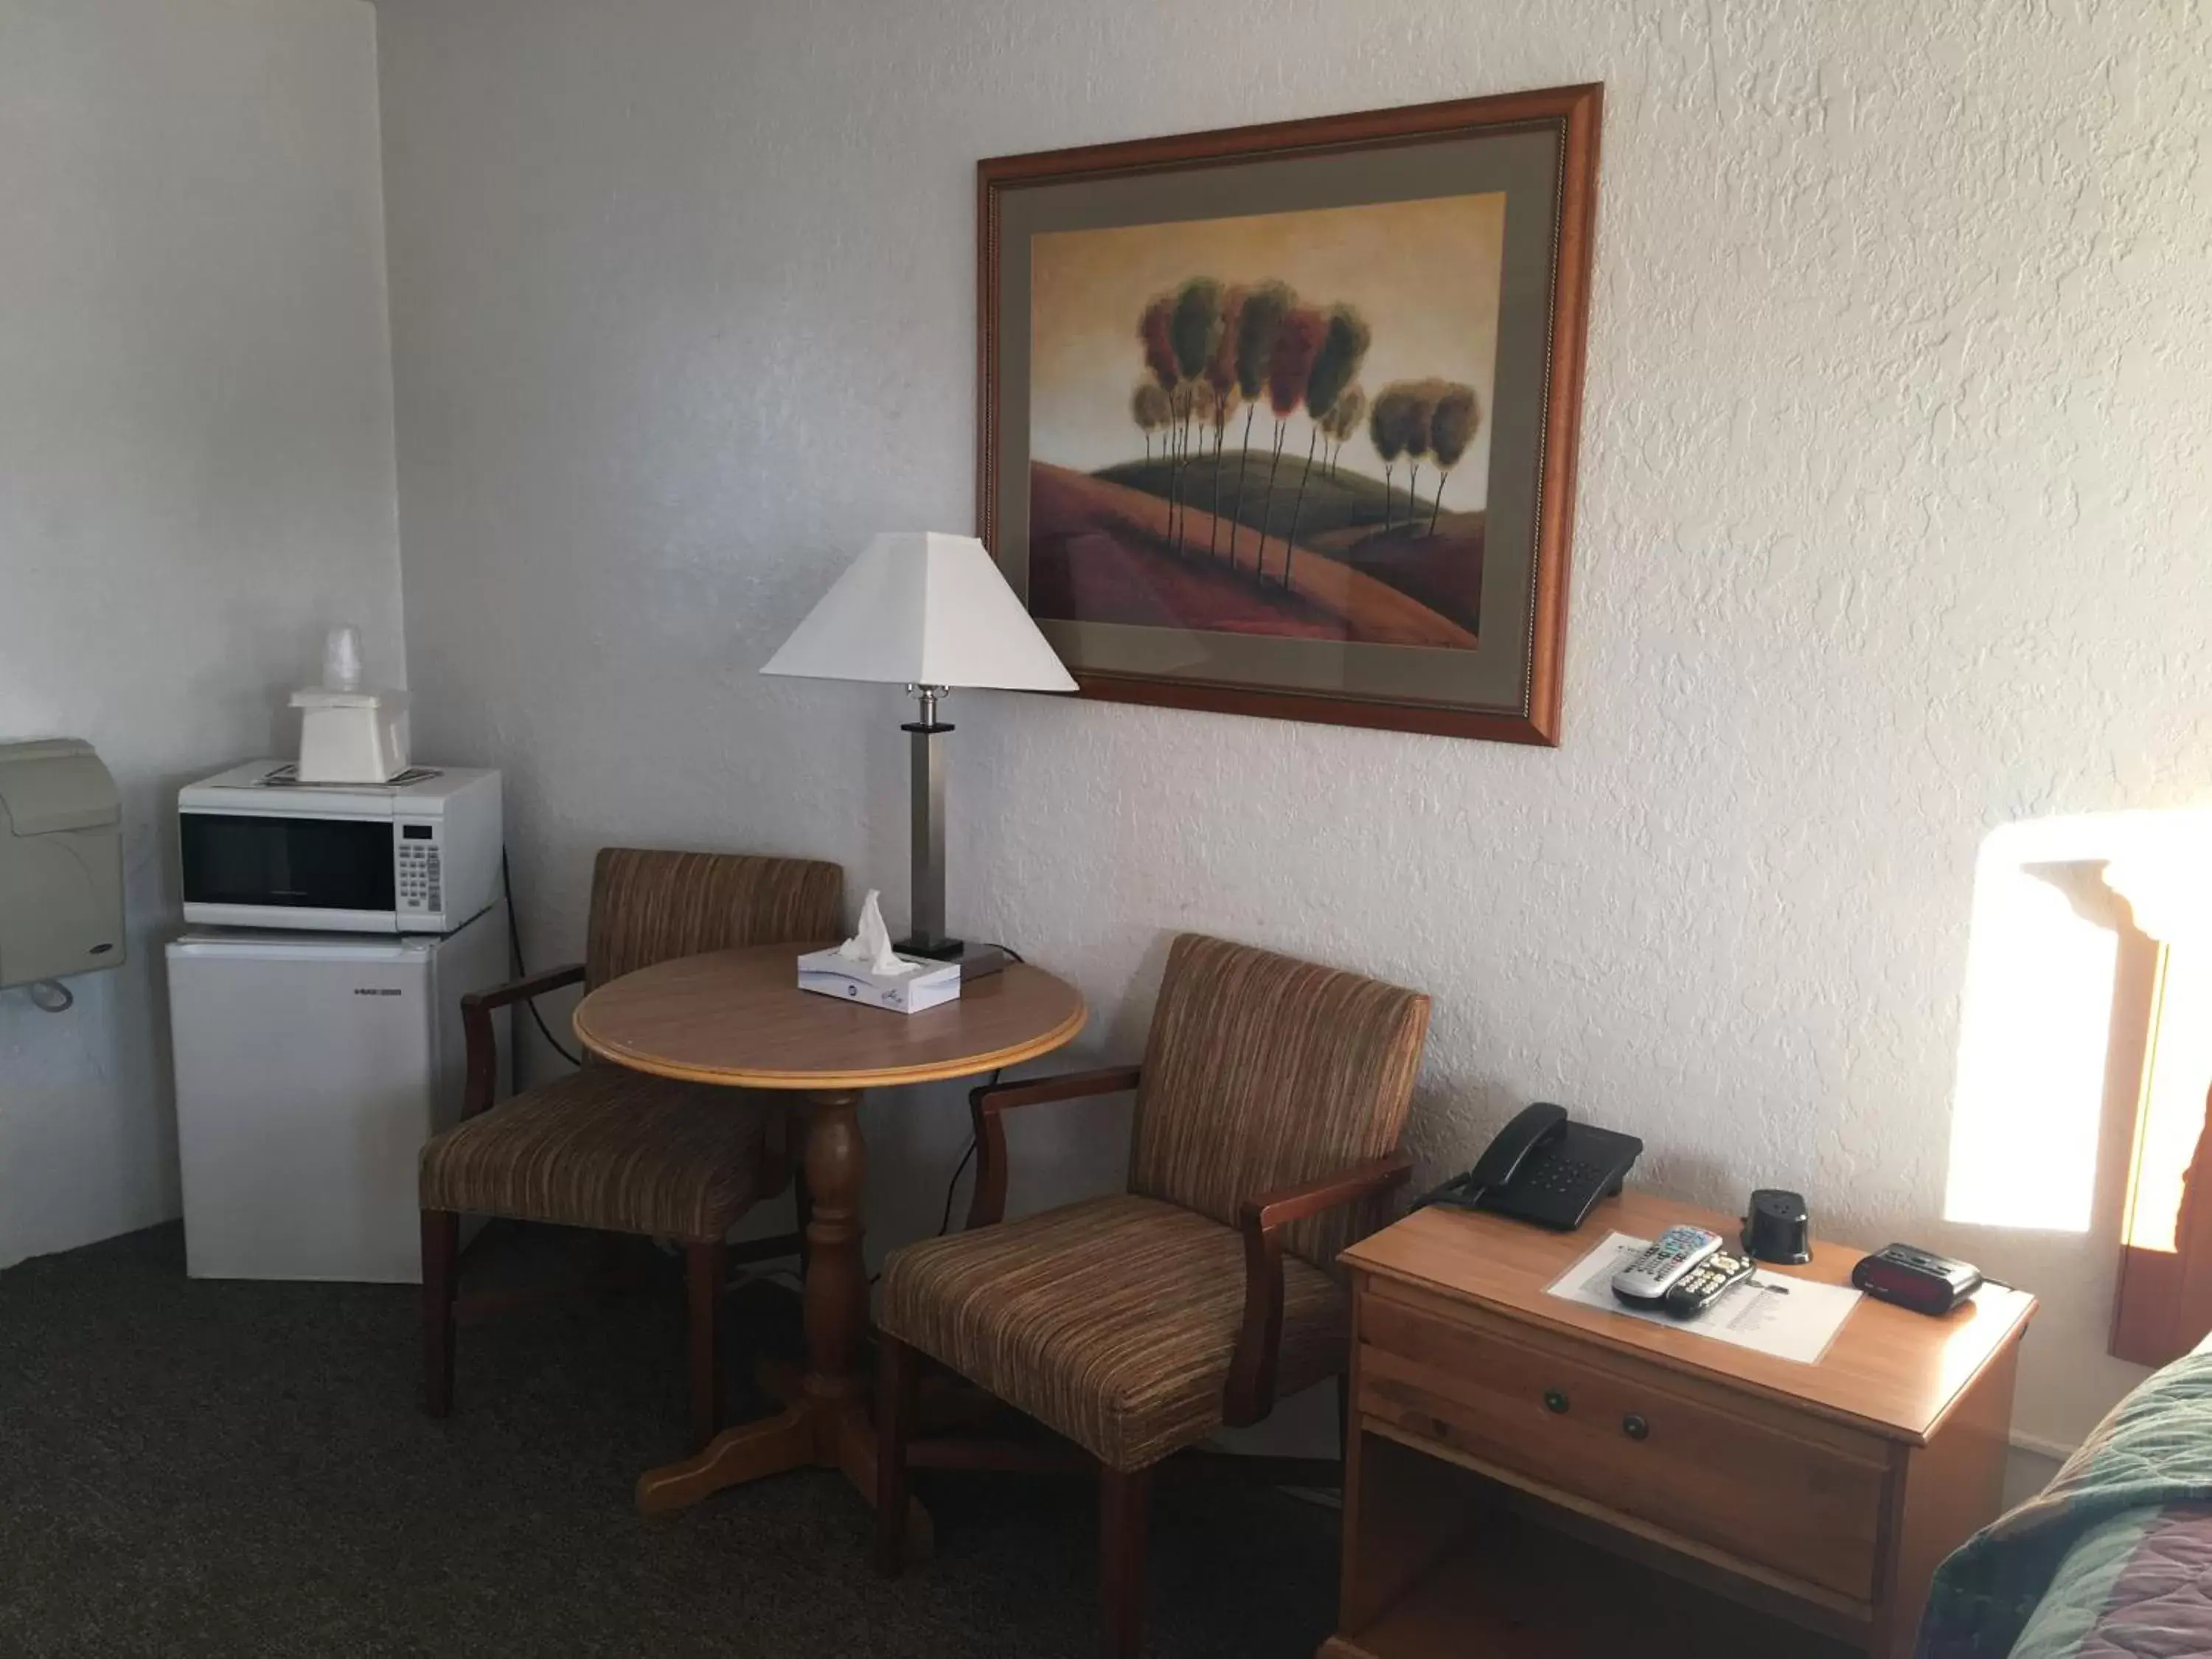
[397,824,442,917]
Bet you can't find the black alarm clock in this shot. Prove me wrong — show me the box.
[1851,1243,1983,1315]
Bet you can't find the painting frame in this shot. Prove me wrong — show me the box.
[977,83,1600,746]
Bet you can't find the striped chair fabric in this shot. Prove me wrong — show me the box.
[419,847,843,1237]
[1128,933,1430,1271]
[878,1192,1348,1472]
[878,933,1429,1472]
[584,847,842,991]
[419,1065,787,1242]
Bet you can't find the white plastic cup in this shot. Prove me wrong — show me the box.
[323,625,364,691]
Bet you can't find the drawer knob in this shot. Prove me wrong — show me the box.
[1622,1412,1649,1441]
[1543,1389,1570,1416]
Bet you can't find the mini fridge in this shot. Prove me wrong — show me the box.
[166,902,509,1282]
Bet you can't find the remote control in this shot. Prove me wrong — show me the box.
[1661,1250,1755,1318]
[1611,1225,1724,1305]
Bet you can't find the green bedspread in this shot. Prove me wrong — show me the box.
[1918,1347,2212,1658]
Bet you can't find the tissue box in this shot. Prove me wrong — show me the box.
[291,687,410,783]
[796,948,961,1015]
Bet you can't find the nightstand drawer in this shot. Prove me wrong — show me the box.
[1359,1287,1887,1602]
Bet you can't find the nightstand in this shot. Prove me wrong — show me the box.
[1322,1192,2035,1659]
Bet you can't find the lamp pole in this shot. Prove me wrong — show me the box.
[897,683,954,958]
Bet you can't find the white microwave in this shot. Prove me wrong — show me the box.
[179,762,502,934]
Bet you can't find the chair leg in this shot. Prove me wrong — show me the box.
[1337,1371,1352,1465]
[874,1332,920,1575]
[1099,1462,1152,1659]
[421,1209,459,1419]
[686,1239,726,1450]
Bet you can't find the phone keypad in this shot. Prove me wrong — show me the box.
[1521,1150,1600,1197]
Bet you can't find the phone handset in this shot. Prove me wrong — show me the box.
[1419,1102,1568,1208]
[1421,1102,1642,1231]
[1466,1101,1568,1192]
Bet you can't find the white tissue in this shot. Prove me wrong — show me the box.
[835,890,918,976]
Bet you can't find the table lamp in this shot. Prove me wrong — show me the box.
[761,531,1076,964]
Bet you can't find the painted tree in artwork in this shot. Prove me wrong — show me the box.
[1279,305,1370,588]
[1201,288,1244,560]
[1225,281,1292,569]
[1167,277,1225,553]
[1256,305,1328,582]
[1425,383,1481,533]
[1203,378,1242,561]
[1130,381,1170,462]
[1138,293,1178,400]
[1397,381,1439,535]
[1325,385,1366,478]
[1189,377,1220,495]
[1368,385,1416,533]
[1138,292,1180,536]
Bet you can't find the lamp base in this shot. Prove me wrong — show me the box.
[894,936,1012,981]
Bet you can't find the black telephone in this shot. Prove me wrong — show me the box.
[1421,1102,1643,1231]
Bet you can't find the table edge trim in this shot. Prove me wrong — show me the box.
[572,1003,1091,1090]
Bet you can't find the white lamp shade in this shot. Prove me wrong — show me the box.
[760,531,1077,692]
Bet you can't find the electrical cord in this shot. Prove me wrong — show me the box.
[936,1088,990,1237]
[500,849,580,1068]
[929,945,1026,1237]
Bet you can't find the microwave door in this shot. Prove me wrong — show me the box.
[181,813,398,932]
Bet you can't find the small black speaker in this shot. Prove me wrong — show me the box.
[1742,1189,1812,1265]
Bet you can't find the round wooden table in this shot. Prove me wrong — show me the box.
[572,943,1087,1531]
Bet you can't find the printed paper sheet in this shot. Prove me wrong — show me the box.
[1545,1231,1861,1366]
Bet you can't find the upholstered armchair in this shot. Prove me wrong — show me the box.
[874,933,1430,1658]
[418,847,842,1450]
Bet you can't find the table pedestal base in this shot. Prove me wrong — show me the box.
[630,1088,931,1559]
[633,1394,932,1556]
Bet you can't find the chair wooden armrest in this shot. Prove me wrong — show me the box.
[460,963,585,1119]
[965,1065,1144,1229]
[1224,1153,1413,1426]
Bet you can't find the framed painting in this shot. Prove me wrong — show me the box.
[978,83,1600,745]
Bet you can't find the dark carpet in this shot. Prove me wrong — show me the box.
[0,1222,1338,1658]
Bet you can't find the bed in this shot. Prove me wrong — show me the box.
[1919,1338,2212,1658]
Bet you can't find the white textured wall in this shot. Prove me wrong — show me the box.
[0,0,403,1266]
[373,0,2212,1450]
